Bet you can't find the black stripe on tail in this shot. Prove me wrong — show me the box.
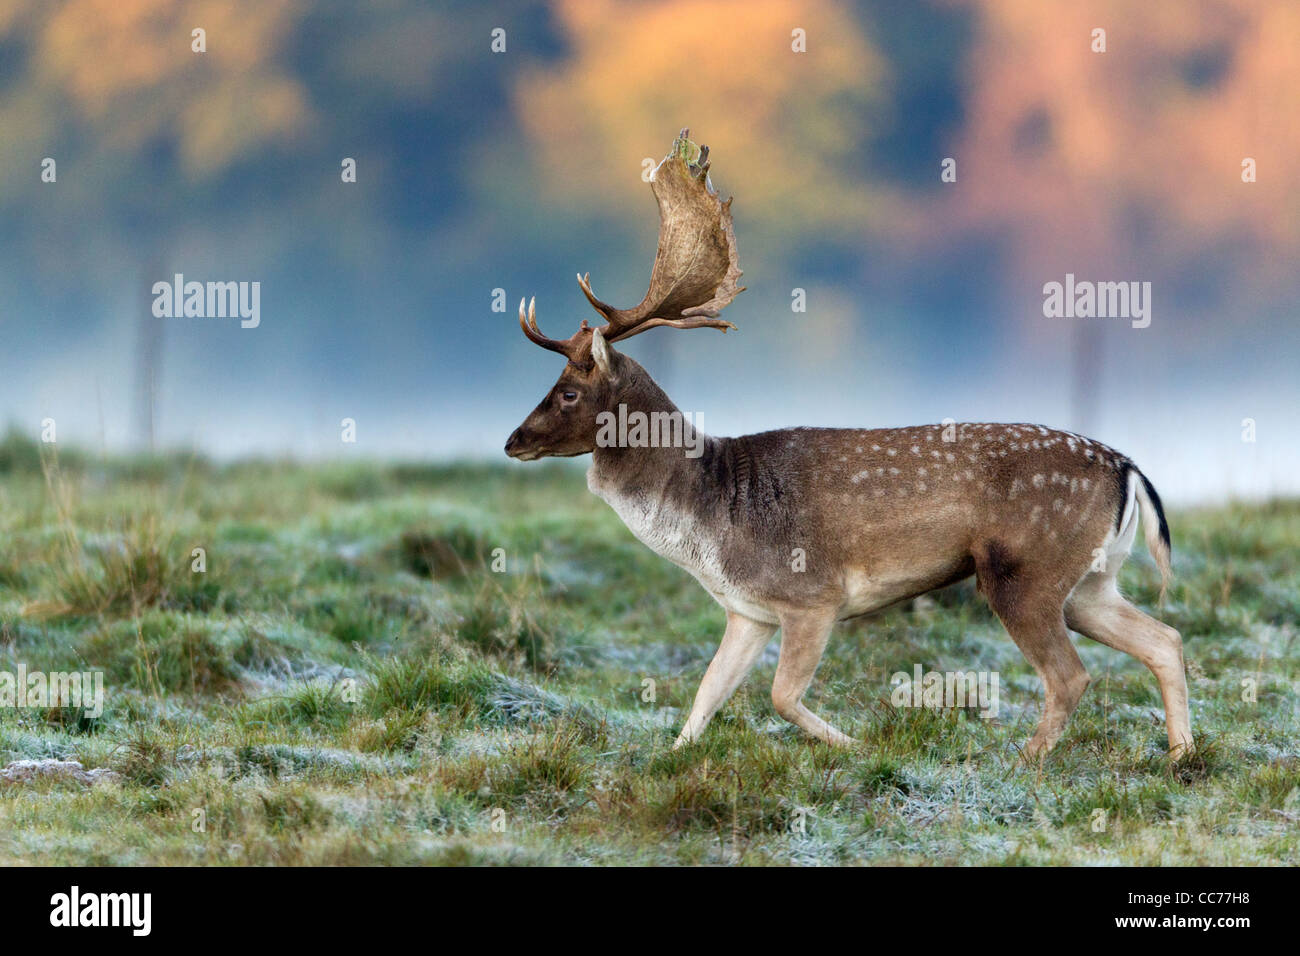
[1137,469,1172,556]
[1115,464,1171,556]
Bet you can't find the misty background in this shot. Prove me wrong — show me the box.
[1,0,1296,504]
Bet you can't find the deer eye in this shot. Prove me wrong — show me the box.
[561,390,579,403]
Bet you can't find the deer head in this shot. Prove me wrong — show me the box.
[504,129,744,461]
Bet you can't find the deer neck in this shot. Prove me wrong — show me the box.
[584,373,768,614]
[584,373,775,617]
[586,375,719,514]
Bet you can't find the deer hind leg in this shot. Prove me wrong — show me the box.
[1004,612,1090,760]
[673,612,777,749]
[1065,573,1193,756]
[771,608,855,747]
[977,544,1090,759]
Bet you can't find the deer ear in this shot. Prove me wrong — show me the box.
[591,328,615,377]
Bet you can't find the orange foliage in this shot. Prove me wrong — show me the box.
[514,0,888,238]
[4,0,309,178]
[0,0,1293,303]
[943,0,1300,289]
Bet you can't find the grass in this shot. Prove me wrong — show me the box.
[0,430,1296,865]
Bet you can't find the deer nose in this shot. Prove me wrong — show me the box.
[504,428,523,457]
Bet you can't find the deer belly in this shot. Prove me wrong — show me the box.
[839,558,974,620]
[839,570,922,618]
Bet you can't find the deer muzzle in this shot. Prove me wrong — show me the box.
[504,427,539,461]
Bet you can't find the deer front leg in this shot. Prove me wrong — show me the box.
[772,608,856,747]
[673,612,777,749]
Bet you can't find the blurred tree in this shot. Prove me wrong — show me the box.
[513,0,893,256]
[0,0,1293,451]
[943,0,1300,307]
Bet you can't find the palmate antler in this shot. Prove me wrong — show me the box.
[519,128,744,362]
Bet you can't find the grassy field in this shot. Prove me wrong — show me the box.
[0,431,1296,865]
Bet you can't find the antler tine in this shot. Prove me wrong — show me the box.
[576,273,612,317]
[605,314,737,344]
[518,296,578,358]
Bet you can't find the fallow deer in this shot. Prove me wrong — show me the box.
[505,130,1193,759]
